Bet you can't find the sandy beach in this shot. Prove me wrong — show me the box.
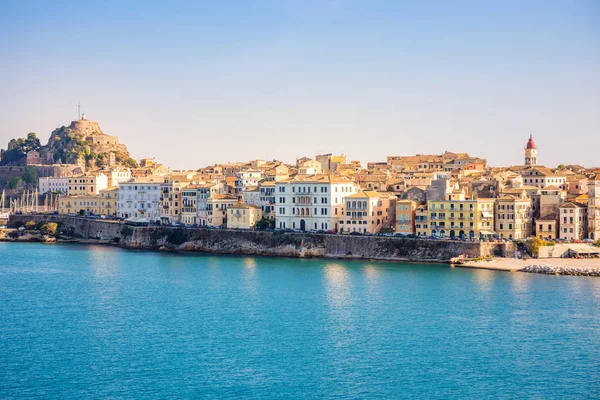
[459,257,600,272]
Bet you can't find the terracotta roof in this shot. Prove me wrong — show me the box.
[345,190,389,199]
[536,214,558,221]
[211,194,237,200]
[560,202,587,209]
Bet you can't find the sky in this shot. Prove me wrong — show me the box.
[0,0,598,170]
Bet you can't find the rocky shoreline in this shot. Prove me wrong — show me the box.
[520,264,600,277]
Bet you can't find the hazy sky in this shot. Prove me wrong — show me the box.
[1,0,598,169]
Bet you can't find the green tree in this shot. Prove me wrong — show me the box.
[557,164,566,169]
[255,218,275,230]
[594,240,600,247]
[25,132,41,152]
[1,132,41,165]
[24,220,36,230]
[22,166,38,186]
[123,158,139,169]
[41,222,58,236]
[8,176,21,189]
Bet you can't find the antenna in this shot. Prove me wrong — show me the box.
[77,102,81,120]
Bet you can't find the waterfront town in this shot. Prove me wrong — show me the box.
[1,115,599,253]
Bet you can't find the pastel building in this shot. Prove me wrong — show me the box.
[536,215,558,239]
[181,185,199,225]
[99,187,119,217]
[196,182,227,226]
[559,202,588,240]
[494,195,533,240]
[159,175,190,224]
[227,203,263,229]
[588,175,600,240]
[340,191,395,234]
[426,192,495,239]
[396,199,418,235]
[59,194,100,216]
[415,205,429,237]
[206,194,238,227]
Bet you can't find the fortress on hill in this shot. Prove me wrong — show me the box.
[70,114,120,147]
[39,113,132,168]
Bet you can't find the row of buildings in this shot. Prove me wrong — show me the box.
[43,137,600,240]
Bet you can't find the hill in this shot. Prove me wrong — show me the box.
[40,116,137,169]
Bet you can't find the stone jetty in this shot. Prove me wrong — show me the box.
[521,264,600,277]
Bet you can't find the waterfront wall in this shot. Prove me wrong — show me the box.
[8,215,509,262]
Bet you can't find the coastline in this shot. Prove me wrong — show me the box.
[3,234,599,276]
[459,257,600,276]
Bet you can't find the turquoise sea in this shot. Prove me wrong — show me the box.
[1,242,599,399]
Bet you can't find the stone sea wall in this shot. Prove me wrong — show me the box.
[521,264,600,277]
[9,215,496,262]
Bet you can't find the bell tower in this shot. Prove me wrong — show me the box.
[524,134,537,166]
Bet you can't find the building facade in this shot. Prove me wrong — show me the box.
[559,202,588,241]
[588,175,600,240]
[59,194,100,216]
[396,199,418,235]
[426,195,495,239]
[67,174,108,195]
[99,187,119,217]
[227,203,263,229]
[340,191,394,234]
[39,177,69,194]
[275,174,359,232]
[117,180,161,220]
[206,194,238,227]
[494,195,533,240]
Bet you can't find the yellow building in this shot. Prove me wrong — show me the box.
[206,194,238,227]
[99,187,119,217]
[396,199,418,235]
[227,203,263,229]
[536,215,558,239]
[159,175,190,224]
[494,195,533,240]
[415,204,429,237]
[426,193,495,239]
[340,191,394,234]
[59,194,100,216]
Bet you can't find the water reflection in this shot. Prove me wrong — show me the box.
[363,264,380,285]
[324,263,351,308]
[87,246,122,309]
[472,269,495,293]
[88,246,120,280]
[242,257,259,297]
[508,270,530,296]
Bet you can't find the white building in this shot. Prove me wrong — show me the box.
[520,166,566,189]
[117,179,162,220]
[234,170,263,198]
[559,202,587,241]
[275,174,359,232]
[107,167,131,187]
[39,177,69,194]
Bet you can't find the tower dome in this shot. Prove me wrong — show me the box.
[524,134,537,166]
[526,134,536,150]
